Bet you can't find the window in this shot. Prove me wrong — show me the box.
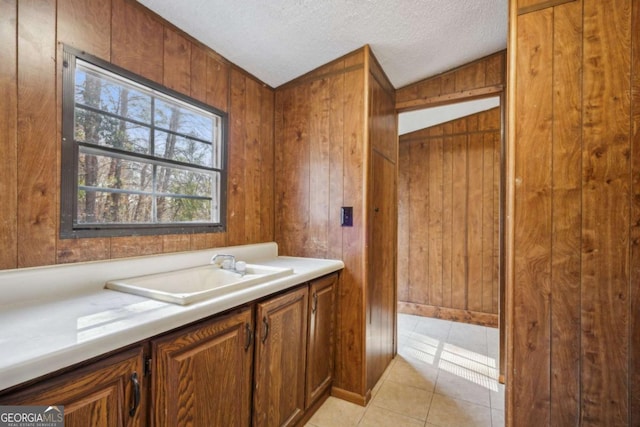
[61,47,227,238]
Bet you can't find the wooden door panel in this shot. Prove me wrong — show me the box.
[306,274,337,407]
[0,347,145,427]
[254,286,308,427]
[153,308,253,427]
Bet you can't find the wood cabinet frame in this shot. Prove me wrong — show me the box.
[0,274,340,427]
[0,346,147,427]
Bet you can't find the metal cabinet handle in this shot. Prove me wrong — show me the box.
[129,372,140,417]
[312,292,318,314]
[261,316,269,343]
[244,323,253,351]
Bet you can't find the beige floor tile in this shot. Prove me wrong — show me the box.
[371,376,385,400]
[447,325,488,355]
[371,377,386,400]
[358,405,424,427]
[387,355,438,391]
[370,357,396,399]
[380,357,396,381]
[398,331,442,366]
[486,327,499,347]
[308,317,504,427]
[490,383,505,410]
[434,367,492,407]
[370,379,432,421]
[398,313,421,331]
[414,317,452,341]
[491,409,505,427]
[307,396,366,427]
[427,394,492,427]
[439,342,498,379]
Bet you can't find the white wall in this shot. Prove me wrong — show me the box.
[398,96,500,135]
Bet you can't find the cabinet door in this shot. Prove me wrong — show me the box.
[0,347,146,427]
[254,286,308,427]
[152,307,253,427]
[305,273,337,408]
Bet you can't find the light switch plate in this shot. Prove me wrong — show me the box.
[341,207,353,227]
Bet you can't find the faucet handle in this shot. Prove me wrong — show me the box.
[210,254,236,269]
[235,261,247,273]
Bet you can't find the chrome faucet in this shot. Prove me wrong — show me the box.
[210,254,236,270]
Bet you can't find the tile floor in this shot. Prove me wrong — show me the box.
[306,313,504,427]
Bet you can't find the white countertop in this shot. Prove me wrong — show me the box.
[0,243,343,391]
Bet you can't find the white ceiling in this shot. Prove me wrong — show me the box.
[137,0,508,89]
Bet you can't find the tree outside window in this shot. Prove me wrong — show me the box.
[61,48,227,238]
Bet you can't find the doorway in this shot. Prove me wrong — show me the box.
[395,94,506,415]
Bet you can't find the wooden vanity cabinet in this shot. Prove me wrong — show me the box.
[0,346,146,427]
[0,274,340,427]
[151,306,254,427]
[305,273,337,408]
[253,286,309,427]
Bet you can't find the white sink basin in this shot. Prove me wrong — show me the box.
[105,264,294,305]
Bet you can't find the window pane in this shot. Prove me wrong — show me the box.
[157,166,213,197]
[75,109,151,154]
[154,98,214,142]
[157,197,212,223]
[211,172,220,223]
[77,191,152,224]
[75,65,151,124]
[154,130,213,167]
[63,51,227,235]
[79,152,153,193]
[211,128,222,169]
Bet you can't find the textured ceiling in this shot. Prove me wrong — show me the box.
[137,0,507,89]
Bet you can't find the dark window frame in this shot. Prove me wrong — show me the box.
[60,46,228,238]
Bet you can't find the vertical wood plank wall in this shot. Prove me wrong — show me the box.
[274,46,397,404]
[396,50,505,111]
[275,49,368,401]
[507,0,640,425]
[398,108,500,327]
[0,0,18,269]
[366,53,398,392]
[0,0,275,270]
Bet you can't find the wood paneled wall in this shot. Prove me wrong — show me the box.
[0,0,274,270]
[366,54,398,392]
[516,0,576,15]
[398,108,500,327]
[275,49,368,400]
[274,46,397,404]
[396,50,505,112]
[507,0,640,425]
[0,0,18,269]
